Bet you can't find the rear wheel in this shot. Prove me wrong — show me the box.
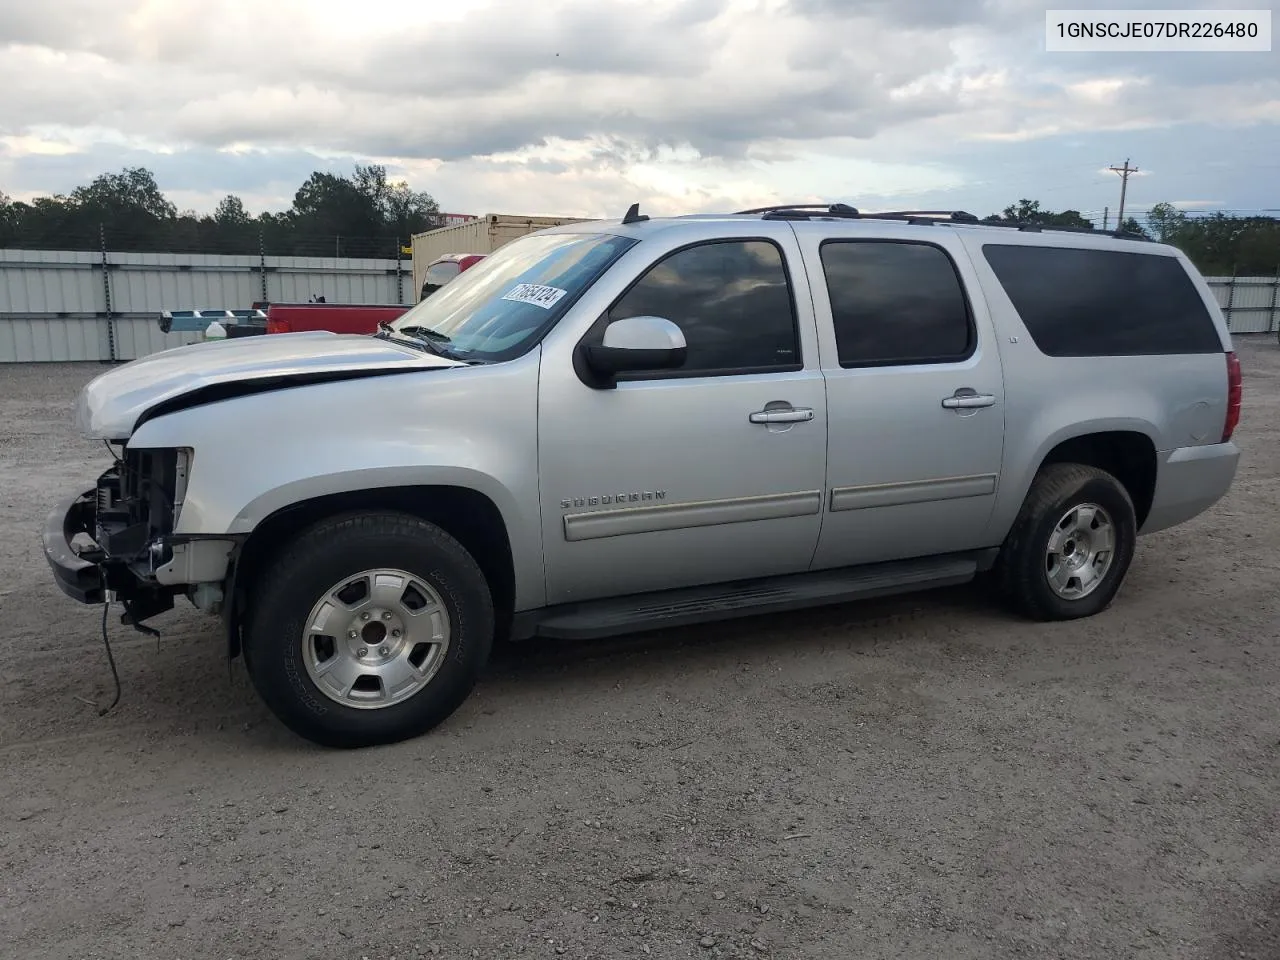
[243,511,493,747]
[995,463,1137,621]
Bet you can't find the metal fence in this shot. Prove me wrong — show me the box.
[1205,275,1280,334]
[0,247,413,362]
[1,245,1277,363]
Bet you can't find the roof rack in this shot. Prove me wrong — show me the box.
[732,202,1150,241]
[734,203,980,224]
[961,219,1150,241]
[736,203,861,215]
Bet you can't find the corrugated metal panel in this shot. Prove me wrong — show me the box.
[110,318,202,361]
[1,248,413,361]
[0,249,103,313]
[1207,276,1280,334]
[0,248,405,316]
[265,256,402,305]
[110,259,261,313]
[0,317,105,361]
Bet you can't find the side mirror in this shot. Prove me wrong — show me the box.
[585,315,687,381]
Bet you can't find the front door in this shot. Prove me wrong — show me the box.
[792,227,1008,570]
[537,231,828,605]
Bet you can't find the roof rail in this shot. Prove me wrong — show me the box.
[731,202,1151,241]
[733,204,980,224]
[873,210,981,222]
[735,203,861,216]
[962,219,1151,241]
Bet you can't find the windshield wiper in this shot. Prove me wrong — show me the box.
[376,321,477,363]
[397,324,452,342]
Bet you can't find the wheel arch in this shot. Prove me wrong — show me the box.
[992,420,1161,545]
[1035,429,1158,528]
[224,484,519,661]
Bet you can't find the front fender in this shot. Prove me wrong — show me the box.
[226,465,523,535]
[126,350,546,609]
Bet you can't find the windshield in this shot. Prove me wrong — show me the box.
[390,231,636,361]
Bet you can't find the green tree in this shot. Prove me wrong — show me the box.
[71,166,177,248]
[985,199,1093,229]
[287,170,386,254]
[1145,201,1187,243]
[70,167,176,220]
[1118,216,1149,239]
[0,191,13,246]
[1139,201,1280,274]
[352,164,440,234]
[0,164,433,253]
[213,195,252,226]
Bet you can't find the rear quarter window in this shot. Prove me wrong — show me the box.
[980,244,1222,356]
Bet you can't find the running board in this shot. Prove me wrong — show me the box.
[521,552,989,641]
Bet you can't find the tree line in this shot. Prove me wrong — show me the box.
[985,199,1280,276]
[1,166,1277,274]
[0,165,443,259]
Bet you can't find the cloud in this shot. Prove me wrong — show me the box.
[0,0,973,160]
[0,0,1277,222]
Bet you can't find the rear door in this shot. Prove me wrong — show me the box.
[792,224,1008,569]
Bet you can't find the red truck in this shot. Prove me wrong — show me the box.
[418,252,487,300]
[265,302,410,336]
[262,254,486,336]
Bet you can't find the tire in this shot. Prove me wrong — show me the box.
[242,511,494,748]
[995,463,1137,622]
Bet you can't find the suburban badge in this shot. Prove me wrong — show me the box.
[561,491,667,509]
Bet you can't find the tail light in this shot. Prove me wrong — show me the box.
[266,317,290,335]
[1222,351,1241,442]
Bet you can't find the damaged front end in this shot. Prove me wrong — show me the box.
[42,445,226,629]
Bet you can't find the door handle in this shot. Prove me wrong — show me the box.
[749,406,814,424]
[941,389,996,410]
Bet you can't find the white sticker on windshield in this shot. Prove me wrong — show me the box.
[501,283,568,309]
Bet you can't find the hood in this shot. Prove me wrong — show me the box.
[76,331,463,439]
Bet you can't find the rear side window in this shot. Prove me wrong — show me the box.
[607,239,800,374]
[981,244,1222,356]
[819,240,974,367]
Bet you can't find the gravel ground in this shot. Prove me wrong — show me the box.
[1,338,1278,960]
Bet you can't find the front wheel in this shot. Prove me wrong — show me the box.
[243,511,494,748]
[995,463,1137,621]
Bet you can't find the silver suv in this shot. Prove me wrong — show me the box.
[43,203,1242,747]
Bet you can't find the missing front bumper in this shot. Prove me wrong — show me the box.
[42,487,178,623]
[42,489,105,604]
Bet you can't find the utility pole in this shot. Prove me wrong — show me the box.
[1103,206,1109,231]
[1108,159,1137,228]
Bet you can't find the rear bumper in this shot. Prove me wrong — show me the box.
[42,489,105,604]
[1140,441,1240,535]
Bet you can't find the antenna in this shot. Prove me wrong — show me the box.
[621,203,649,225]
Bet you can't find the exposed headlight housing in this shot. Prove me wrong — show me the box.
[95,445,193,562]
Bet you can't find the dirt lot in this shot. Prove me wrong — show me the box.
[2,338,1278,960]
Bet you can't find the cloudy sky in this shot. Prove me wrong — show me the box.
[1,0,1277,227]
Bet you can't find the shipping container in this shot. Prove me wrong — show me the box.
[409,213,592,300]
